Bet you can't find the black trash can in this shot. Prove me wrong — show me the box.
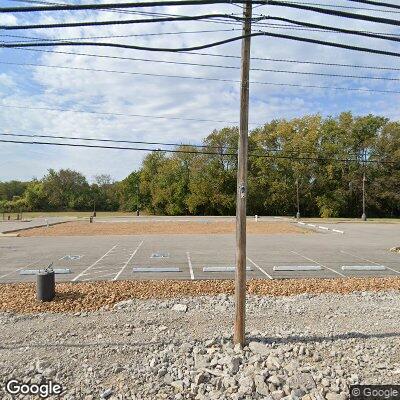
[37,270,55,302]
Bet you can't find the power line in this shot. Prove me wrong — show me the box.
[4,31,400,58]
[346,0,400,11]
[3,12,400,34]
[11,46,400,73]
[5,14,400,51]
[2,6,243,28]
[4,59,400,85]
[262,1,400,28]
[1,0,398,14]
[5,0,220,17]
[0,103,248,125]
[0,28,241,43]
[3,59,400,93]
[0,0,259,12]
[0,138,394,164]
[284,1,400,14]
[0,131,282,152]
[4,17,400,43]
[253,16,400,44]
[0,132,220,150]
[4,0,400,28]
[0,14,245,30]
[0,132,366,158]
[2,60,400,94]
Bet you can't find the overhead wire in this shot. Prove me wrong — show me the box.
[0,131,282,152]
[4,17,400,42]
[3,59,400,85]
[0,28,242,43]
[277,1,400,14]
[0,131,369,158]
[345,0,400,11]
[11,0,399,14]
[4,0,400,29]
[0,103,248,125]
[3,31,400,59]
[0,0,262,12]
[9,46,400,73]
[0,138,394,164]
[0,14,246,30]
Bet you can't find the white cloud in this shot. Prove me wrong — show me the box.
[1,0,400,181]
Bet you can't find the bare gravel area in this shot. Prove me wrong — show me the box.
[0,290,399,400]
[1,278,400,314]
[18,221,306,236]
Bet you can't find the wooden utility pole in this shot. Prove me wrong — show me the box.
[234,0,252,346]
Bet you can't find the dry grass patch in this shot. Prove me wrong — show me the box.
[18,221,306,236]
[1,277,399,314]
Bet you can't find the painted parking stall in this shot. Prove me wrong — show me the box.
[0,220,399,282]
[126,237,191,280]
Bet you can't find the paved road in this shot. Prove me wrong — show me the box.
[0,221,398,283]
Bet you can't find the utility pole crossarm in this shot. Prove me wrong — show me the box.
[234,0,252,347]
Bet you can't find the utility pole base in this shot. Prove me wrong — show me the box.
[361,213,367,221]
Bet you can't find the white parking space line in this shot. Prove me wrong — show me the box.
[0,258,42,279]
[247,257,273,280]
[186,252,195,280]
[273,265,322,271]
[290,250,346,277]
[332,229,344,234]
[340,250,400,275]
[318,226,329,231]
[203,266,253,272]
[113,240,144,281]
[342,265,386,271]
[72,244,118,282]
[132,267,180,273]
[82,269,117,276]
[80,274,115,281]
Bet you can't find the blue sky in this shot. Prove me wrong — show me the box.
[1,0,400,182]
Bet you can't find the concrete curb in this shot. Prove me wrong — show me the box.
[0,219,73,234]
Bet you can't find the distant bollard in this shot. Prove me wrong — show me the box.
[93,211,97,217]
[89,216,93,223]
[45,219,49,228]
[255,215,259,222]
[37,268,55,302]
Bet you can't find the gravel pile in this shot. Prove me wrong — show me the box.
[0,291,399,399]
[1,277,400,313]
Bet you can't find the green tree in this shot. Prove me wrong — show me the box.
[118,171,140,211]
[42,169,91,210]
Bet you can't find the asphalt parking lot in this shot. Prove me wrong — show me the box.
[0,217,399,283]
[0,219,400,282]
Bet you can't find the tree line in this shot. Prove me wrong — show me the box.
[1,112,399,218]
